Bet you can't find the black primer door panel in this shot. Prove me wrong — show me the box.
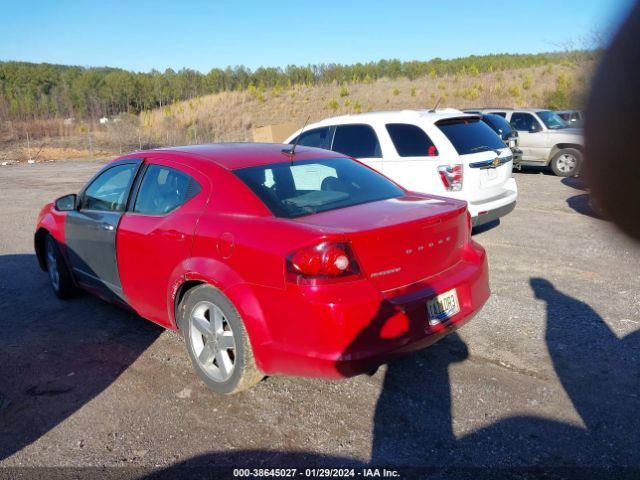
[65,160,142,300]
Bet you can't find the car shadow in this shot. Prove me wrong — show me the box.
[566,193,607,219]
[561,176,588,191]
[512,166,554,176]
[142,277,639,479]
[3,255,638,477]
[0,254,162,461]
[472,219,500,235]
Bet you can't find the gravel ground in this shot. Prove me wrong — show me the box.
[0,161,638,479]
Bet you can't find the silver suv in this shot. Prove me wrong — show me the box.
[474,108,584,177]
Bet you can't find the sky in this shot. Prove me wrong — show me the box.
[0,0,635,73]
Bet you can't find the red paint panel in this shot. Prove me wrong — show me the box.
[116,158,211,328]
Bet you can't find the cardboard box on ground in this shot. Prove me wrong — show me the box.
[251,123,298,143]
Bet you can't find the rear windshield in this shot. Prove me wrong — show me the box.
[234,158,404,218]
[436,117,506,155]
[482,114,514,140]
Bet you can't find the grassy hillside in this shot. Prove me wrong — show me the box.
[140,61,592,145]
[0,60,592,164]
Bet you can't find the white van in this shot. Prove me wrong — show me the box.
[284,109,517,226]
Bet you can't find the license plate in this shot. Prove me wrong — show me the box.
[484,168,498,180]
[427,288,460,325]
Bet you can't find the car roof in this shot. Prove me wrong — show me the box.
[303,108,477,128]
[471,108,552,113]
[117,143,346,170]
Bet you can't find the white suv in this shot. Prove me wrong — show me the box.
[284,109,517,226]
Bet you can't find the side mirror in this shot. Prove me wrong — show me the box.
[54,194,78,211]
[529,124,541,133]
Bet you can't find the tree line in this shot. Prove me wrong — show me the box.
[0,51,596,121]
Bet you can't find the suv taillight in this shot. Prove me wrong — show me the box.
[287,241,360,283]
[438,164,463,192]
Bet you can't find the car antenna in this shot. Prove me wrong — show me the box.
[428,97,442,113]
[282,116,310,159]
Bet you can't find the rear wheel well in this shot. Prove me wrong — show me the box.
[174,280,205,330]
[34,228,49,271]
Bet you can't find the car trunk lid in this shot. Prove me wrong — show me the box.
[295,195,468,292]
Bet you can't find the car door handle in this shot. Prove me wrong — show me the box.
[99,223,115,231]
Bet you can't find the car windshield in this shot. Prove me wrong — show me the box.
[436,117,506,155]
[234,158,404,218]
[537,111,568,130]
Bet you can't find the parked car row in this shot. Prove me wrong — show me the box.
[464,108,584,177]
[33,105,583,395]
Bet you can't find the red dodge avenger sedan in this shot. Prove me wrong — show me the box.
[35,144,489,394]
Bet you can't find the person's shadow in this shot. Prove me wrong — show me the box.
[370,277,639,469]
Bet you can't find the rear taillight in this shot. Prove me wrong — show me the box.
[287,241,360,281]
[438,164,463,192]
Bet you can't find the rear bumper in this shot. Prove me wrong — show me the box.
[472,200,516,226]
[246,242,490,378]
[468,177,518,226]
[511,148,523,165]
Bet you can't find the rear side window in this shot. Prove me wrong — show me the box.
[385,123,438,157]
[133,165,201,215]
[234,158,403,218]
[332,124,382,158]
[436,117,506,155]
[290,127,332,150]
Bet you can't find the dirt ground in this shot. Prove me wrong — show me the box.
[0,160,639,479]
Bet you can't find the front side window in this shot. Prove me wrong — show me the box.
[290,127,332,150]
[510,112,542,132]
[133,165,201,215]
[81,163,137,212]
[536,110,567,130]
[386,123,438,157]
[234,158,403,218]
[436,117,506,155]
[332,124,382,158]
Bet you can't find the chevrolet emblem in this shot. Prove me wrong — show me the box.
[491,158,501,168]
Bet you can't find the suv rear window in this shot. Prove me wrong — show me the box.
[332,124,382,158]
[234,158,403,218]
[436,117,506,155]
[385,123,438,157]
[482,114,515,140]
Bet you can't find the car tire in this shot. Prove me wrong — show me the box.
[45,234,78,299]
[178,284,263,394]
[551,148,582,177]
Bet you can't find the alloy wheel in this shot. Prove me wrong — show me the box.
[46,237,60,292]
[555,153,577,173]
[189,301,236,382]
